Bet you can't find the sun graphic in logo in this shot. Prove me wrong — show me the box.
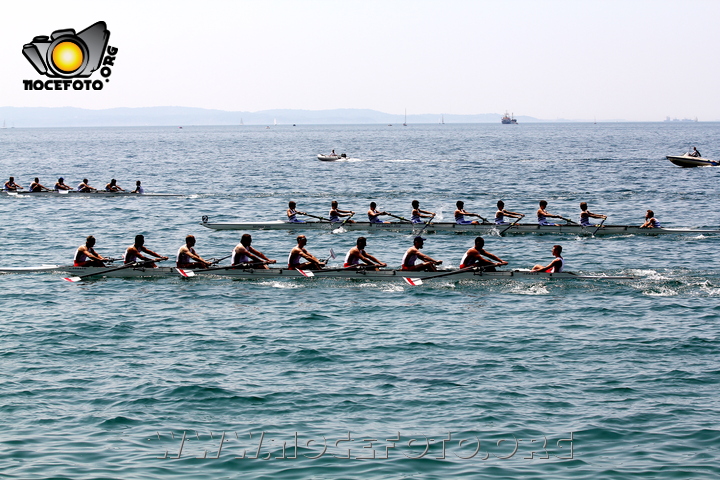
[51,41,84,73]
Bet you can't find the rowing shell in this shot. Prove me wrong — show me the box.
[199,219,720,236]
[2,191,183,197]
[0,265,636,281]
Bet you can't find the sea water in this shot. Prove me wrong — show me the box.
[0,123,719,479]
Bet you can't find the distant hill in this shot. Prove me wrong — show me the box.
[0,106,543,128]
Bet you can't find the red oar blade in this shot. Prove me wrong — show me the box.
[176,268,195,277]
[403,277,423,286]
[62,276,82,283]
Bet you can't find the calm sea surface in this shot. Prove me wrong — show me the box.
[1,123,719,479]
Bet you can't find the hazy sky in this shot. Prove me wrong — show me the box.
[1,0,718,121]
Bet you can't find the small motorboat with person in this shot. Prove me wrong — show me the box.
[666,154,719,168]
[317,152,347,161]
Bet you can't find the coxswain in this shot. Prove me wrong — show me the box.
[410,200,435,224]
[454,201,483,225]
[329,200,355,223]
[288,235,325,270]
[640,210,661,228]
[73,236,109,267]
[287,201,306,223]
[537,200,564,226]
[77,179,96,192]
[4,176,23,191]
[495,200,524,224]
[29,178,50,192]
[232,234,276,269]
[344,237,387,271]
[176,235,211,269]
[54,177,72,191]
[579,202,607,227]
[131,180,144,194]
[368,202,391,224]
[124,235,168,267]
[531,245,564,272]
[458,237,507,272]
[401,236,442,272]
[105,179,125,192]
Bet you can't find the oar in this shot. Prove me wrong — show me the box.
[498,215,524,236]
[177,261,272,277]
[62,259,160,283]
[403,265,494,286]
[592,218,607,236]
[209,254,232,265]
[560,216,577,225]
[303,213,332,222]
[387,213,411,223]
[332,212,355,233]
[415,213,436,236]
[297,249,336,277]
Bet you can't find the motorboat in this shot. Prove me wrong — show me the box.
[317,153,347,161]
[666,154,719,168]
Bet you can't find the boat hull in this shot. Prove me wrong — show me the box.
[2,190,183,197]
[666,155,719,168]
[317,154,346,161]
[0,265,635,281]
[199,220,720,236]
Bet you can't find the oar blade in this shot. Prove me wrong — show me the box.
[403,277,423,286]
[62,276,82,283]
[176,268,195,277]
[297,269,315,277]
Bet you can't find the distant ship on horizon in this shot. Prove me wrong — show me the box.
[501,111,518,124]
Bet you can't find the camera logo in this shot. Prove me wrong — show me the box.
[22,21,118,91]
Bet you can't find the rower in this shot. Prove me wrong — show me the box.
[579,202,607,227]
[368,202,391,224]
[344,237,387,271]
[77,179,96,192]
[176,235,211,269]
[73,235,109,267]
[29,177,50,192]
[105,179,125,192]
[288,235,325,270]
[287,201,306,223]
[454,201,483,225]
[495,200,524,224]
[232,234,276,269]
[531,245,564,272]
[131,180,144,194]
[640,210,661,228]
[411,200,435,224]
[329,200,355,223]
[459,237,507,272]
[4,176,23,191]
[124,235,168,267]
[537,200,564,226]
[401,236,442,272]
[54,177,72,191]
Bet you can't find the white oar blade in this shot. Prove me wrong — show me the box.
[297,269,314,277]
[329,248,336,259]
[62,276,82,283]
[176,268,195,277]
[403,277,423,286]
[58,189,69,195]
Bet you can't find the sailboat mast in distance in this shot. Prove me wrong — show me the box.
[403,109,407,126]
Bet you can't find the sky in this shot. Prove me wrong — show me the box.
[1,0,718,121]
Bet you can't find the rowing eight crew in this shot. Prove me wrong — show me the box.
[4,176,145,193]
[286,200,662,229]
[73,234,564,274]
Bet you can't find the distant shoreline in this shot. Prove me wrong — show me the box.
[0,106,712,128]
